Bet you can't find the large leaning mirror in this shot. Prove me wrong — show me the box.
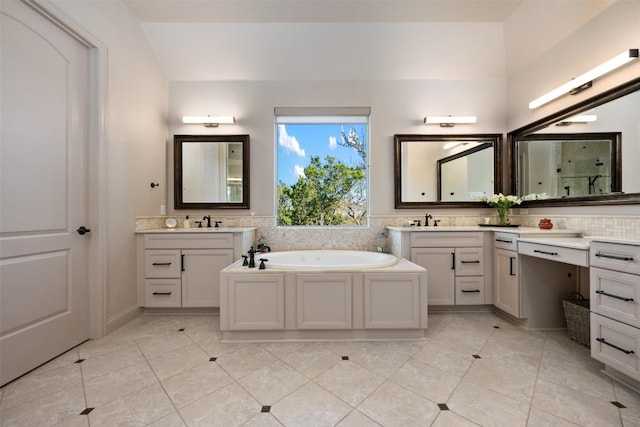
[174,134,250,209]
[508,77,640,206]
[394,134,503,208]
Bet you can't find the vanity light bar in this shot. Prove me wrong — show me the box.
[555,114,598,126]
[424,116,477,127]
[182,116,236,127]
[529,49,639,109]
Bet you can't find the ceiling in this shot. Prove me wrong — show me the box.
[123,0,615,80]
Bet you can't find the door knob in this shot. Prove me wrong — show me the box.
[76,226,91,235]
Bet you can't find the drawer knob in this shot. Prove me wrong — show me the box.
[595,289,634,302]
[595,252,635,262]
[596,337,635,355]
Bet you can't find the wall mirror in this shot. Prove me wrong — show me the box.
[508,77,640,206]
[174,134,250,209]
[394,134,502,208]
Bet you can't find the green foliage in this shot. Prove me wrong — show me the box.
[278,155,366,226]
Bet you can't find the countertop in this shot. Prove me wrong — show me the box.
[222,257,426,273]
[135,227,256,234]
[584,236,640,246]
[386,225,582,235]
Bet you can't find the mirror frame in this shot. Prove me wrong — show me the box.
[174,134,250,209]
[507,77,640,207]
[394,134,503,208]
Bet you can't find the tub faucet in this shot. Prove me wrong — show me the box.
[259,258,268,270]
[203,215,212,228]
[248,246,256,268]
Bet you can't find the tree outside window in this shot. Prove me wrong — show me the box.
[276,119,368,226]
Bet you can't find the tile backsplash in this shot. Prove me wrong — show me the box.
[135,212,640,250]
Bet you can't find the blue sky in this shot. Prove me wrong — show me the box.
[277,123,367,186]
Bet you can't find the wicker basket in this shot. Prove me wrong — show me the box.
[562,292,590,348]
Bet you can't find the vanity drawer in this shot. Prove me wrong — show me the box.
[494,232,517,251]
[145,250,181,278]
[591,267,640,328]
[518,241,588,267]
[144,233,234,249]
[455,276,485,305]
[410,232,483,248]
[590,242,640,275]
[145,279,181,307]
[455,247,484,276]
[591,313,640,381]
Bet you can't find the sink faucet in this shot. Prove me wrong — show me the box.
[425,213,432,227]
[214,220,223,228]
[203,215,212,228]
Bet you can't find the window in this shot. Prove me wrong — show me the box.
[275,108,370,226]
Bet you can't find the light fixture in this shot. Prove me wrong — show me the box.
[529,49,639,109]
[424,116,477,127]
[182,115,236,127]
[555,114,598,126]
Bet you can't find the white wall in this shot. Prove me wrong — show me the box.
[168,79,507,217]
[54,0,168,329]
[506,0,640,217]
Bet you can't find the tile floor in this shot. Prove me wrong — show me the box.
[1,312,639,426]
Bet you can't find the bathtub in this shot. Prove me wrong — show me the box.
[261,250,398,270]
[220,250,427,341]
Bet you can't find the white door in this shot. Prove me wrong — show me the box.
[1,0,90,385]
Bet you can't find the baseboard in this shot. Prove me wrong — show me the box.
[106,305,142,334]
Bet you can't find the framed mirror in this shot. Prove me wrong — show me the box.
[174,134,250,209]
[394,134,503,208]
[508,77,640,206]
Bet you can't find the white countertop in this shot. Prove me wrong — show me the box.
[584,236,640,246]
[386,225,582,235]
[517,237,591,250]
[222,257,425,273]
[135,227,256,234]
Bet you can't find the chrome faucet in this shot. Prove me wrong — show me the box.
[203,215,212,228]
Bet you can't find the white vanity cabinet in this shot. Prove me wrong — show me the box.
[389,229,489,306]
[137,228,255,308]
[589,240,640,383]
[494,232,519,317]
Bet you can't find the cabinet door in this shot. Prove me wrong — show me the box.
[363,273,420,328]
[495,248,520,317]
[411,248,455,305]
[226,274,285,330]
[182,249,233,307]
[296,274,352,329]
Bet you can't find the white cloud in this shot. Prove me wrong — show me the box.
[329,135,337,149]
[278,124,305,157]
[294,165,306,179]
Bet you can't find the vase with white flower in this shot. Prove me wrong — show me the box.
[483,193,522,225]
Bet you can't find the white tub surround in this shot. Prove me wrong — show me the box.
[588,237,640,391]
[136,227,255,309]
[219,254,427,342]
